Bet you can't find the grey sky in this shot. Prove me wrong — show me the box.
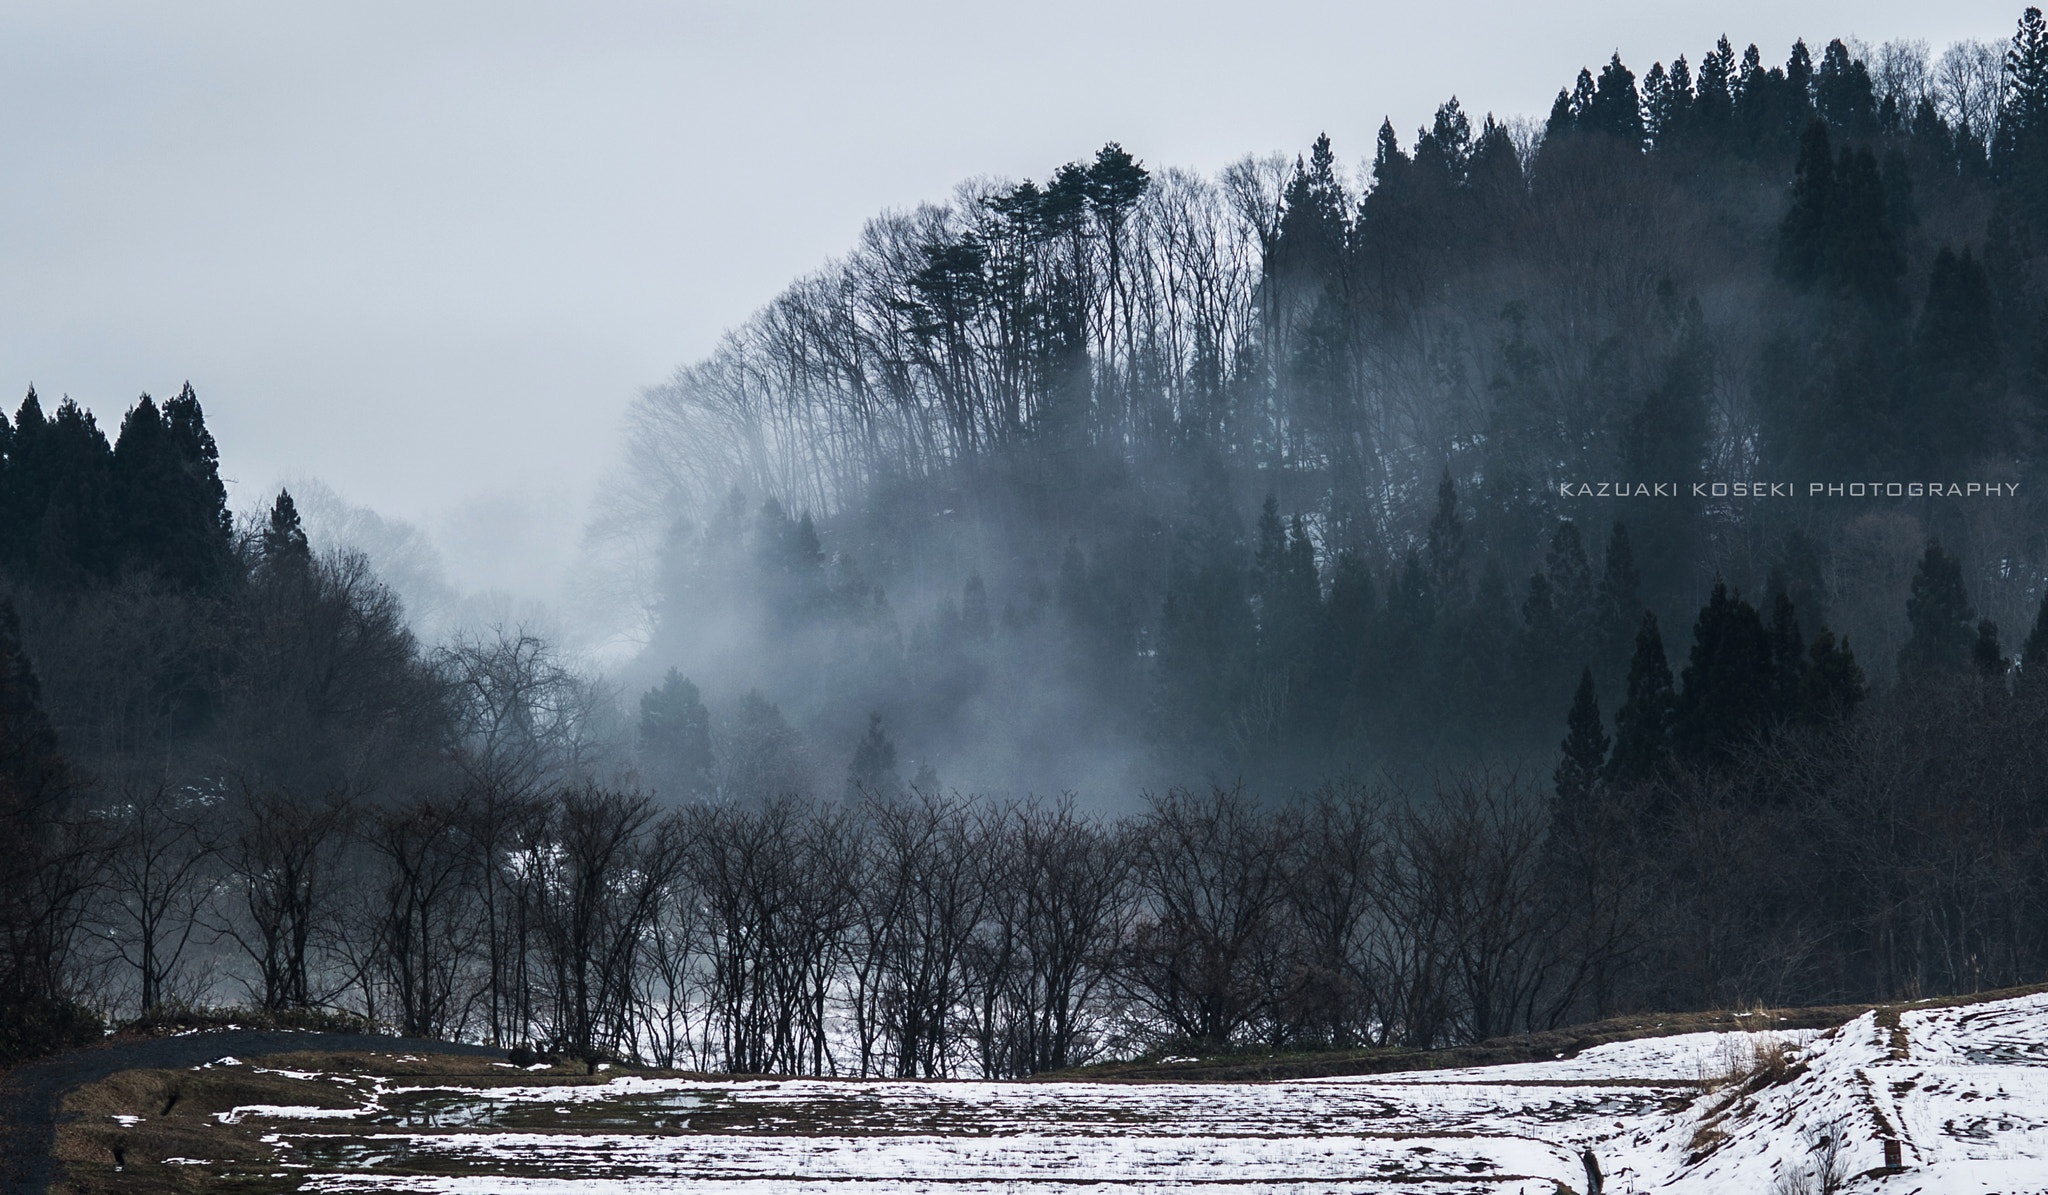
[0,0,2022,602]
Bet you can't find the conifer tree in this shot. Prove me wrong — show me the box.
[1898,540,1977,682]
[1414,100,1474,183]
[1777,121,1836,287]
[1814,39,1876,136]
[1554,667,1609,812]
[1,390,45,570]
[1371,118,1410,191]
[1786,39,1816,126]
[261,489,313,573]
[639,668,714,799]
[846,712,903,800]
[961,573,992,643]
[1519,570,1560,689]
[30,399,117,589]
[1545,519,1596,661]
[1425,469,1467,605]
[1906,247,2002,471]
[1606,612,1674,783]
[1322,548,1377,742]
[1671,582,1776,763]
[1974,620,2008,683]
[1587,54,1645,146]
[160,383,234,589]
[1798,629,1866,723]
[0,593,73,1004]
[1828,144,1905,311]
[1994,6,2048,213]
[1694,37,1737,141]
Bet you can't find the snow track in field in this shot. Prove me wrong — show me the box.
[247,993,2048,1193]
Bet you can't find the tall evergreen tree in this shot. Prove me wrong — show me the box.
[0,594,73,1004]
[1777,120,1836,288]
[1586,54,1645,146]
[1671,582,1776,763]
[846,712,903,800]
[1814,39,1876,136]
[1994,6,2048,214]
[1905,247,2003,471]
[639,668,713,799]
[1425,469,1468,605]
[1554,667,1609,812]
[1606,612,1674,783]
[1798,629,1866,723]
[261,489,313,574]
[1898,539,1977,682]
[1974,619,2009,683]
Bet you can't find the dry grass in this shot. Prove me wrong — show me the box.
[49,1047,689,1193]
[55,1065,358,1194]
[1699,1031,1801,1092]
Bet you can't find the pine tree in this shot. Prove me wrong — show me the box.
[261,489,313,574]
[1786,39,1816,127]
[1799,628,1866,723]
[1414,100,1474,184]
[160,383,234,589]
[638,668,713,799]
[1906,247,2002,471]
[1554,667,1610,813]
[1994,6,2048,214]
[1671,582,1776,763]
[1898,540,1977,682]
[1974,620,2008,683]
[1694,37,1737,141]
[1606,612,1674,783]
[1371,118,1410,191]
[1,390,47,571]
[961,573,992,643]
[1468,115,1523,198]
[846,712,903,800]
[1828,144,1905,311]
[0,593,73,1003]
[1814,39,1876,136]
[30,399,117,589]
[1425,469,1468,605]
[1545,519,1596,663]
[0,594,65,808]
[1777,120,1836,287]
[1587,54,1645,146]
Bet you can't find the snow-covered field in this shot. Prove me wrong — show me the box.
[220,993,2048,1193]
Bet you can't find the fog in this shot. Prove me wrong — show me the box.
[0,0,2021,598]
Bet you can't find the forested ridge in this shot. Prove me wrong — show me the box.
[606,14,2048,798]
[4,13,2048,1075]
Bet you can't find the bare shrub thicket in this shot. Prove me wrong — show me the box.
[26,673,2048,1078]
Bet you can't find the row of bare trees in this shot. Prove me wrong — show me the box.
[31,670,2048,1076]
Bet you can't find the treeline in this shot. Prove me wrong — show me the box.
[606,10,2048,791]
[0,384,637,1056]
[11,631,2048,1076]
[4,387,2047,1072]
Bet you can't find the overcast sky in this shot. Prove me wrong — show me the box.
[0,0,2022,602]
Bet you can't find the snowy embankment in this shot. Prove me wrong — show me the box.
[228,992,2047,1193]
